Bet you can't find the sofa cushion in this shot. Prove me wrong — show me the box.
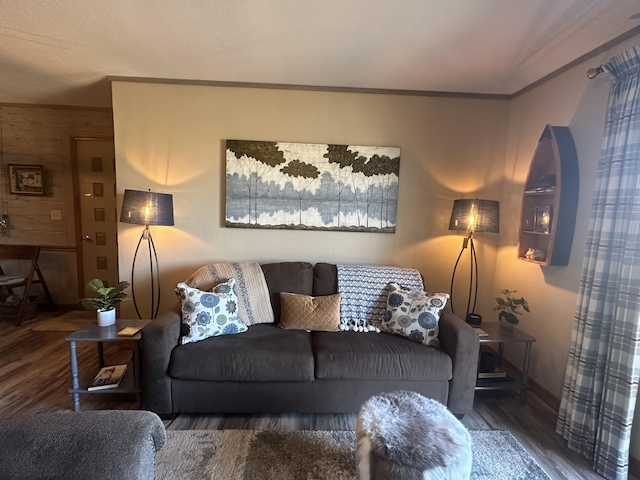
[168,324,315,382]
[176,279,248,345]
[381,283,449,347]
[312,331,452,381]
[313,263,338,296]
[278,292,341,331]
[183,262,274,325]
[261,262,314,321]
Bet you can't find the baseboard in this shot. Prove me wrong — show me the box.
[527,376,560,412]
[629,455,640,477]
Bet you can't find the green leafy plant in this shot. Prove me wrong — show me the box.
[493,289,530,325]
[80,279,130,312]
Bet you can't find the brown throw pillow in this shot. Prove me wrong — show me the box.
[278,292,341,331]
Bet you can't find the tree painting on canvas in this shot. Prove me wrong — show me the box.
[225,140,400,233]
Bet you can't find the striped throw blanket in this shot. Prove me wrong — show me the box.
[184,262,274,326]
[337,264,424,332]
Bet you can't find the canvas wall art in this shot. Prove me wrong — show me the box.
[225,140,400,233]
[8,164,45,195]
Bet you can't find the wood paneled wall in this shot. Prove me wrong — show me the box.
[0,103,114,305]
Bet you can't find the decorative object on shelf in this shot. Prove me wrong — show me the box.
[518,125,578,266]
[226,140,400,233]
[478,351,509,379]
[8,164,45,195]
[524,174,556,194]
[534,205,552,234]
[448,198,499,323]
[524,248,546,261]
[80,278,130,327]
[120,189,174,319]
[493,289,530,329]
[479,351,498,373]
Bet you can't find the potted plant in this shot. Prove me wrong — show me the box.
[493,289,530,329]
[81,279,130,327]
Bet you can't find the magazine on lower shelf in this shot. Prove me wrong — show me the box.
[477,368,507,379]
[88,364,127,391]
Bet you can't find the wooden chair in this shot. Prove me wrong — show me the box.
[0,245,56,326]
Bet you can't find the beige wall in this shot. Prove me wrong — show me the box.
[111,82,509,318]
[112,33,640,459]
[494,34,640,459]
[0,104,114,304]
[493,66,608,398]
[495,34,640,395]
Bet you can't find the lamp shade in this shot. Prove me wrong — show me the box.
[448,199,499,233]
[120,189,174,226]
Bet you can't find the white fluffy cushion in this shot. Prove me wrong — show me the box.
[357,391,472,478]
[381,283,449,347]
[176,278,248,345]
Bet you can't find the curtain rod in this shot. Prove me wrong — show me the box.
[587,65,605,79]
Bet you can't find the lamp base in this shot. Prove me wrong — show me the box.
[465,313,482,326]
[131,226,162,319]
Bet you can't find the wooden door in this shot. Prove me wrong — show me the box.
[72,137,119,297]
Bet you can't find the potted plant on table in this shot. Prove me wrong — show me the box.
[81,279,130,327]
[493,289,530,330]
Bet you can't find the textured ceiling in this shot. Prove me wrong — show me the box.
[1,0,640,108]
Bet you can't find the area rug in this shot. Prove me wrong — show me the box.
[155,429,549,480]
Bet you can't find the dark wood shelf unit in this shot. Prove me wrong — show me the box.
[475,323,536,403]
[518,125,579,266]
[65,320,150,411]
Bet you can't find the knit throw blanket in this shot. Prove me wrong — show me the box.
[184,262,274,326]
[337,264,424,332]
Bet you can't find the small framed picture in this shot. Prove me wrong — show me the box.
[534,205,552,234]
[8,164,45,195]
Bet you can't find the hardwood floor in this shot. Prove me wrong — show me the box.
[1,311,636,480]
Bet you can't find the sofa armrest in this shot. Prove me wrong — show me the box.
[0,410,166,480]
[438,309,479,415]
[142,303,181,415]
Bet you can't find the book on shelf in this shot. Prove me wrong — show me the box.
[88,364,127,391]
[473,327,489,337]
[477,368,508,379]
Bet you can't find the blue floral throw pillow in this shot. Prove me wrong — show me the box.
[382,282,449,347]
[176,278,248,345]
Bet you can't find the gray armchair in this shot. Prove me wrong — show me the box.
[0,410,166,480]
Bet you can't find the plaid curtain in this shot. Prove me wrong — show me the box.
[556,44,640,480]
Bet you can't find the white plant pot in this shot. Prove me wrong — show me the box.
[97,308,116,327]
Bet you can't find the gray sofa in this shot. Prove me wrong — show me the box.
[0,410,166,480]
[142,262,479,417]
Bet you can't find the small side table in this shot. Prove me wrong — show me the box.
[475,323,536,404]
[65,319,150,411]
